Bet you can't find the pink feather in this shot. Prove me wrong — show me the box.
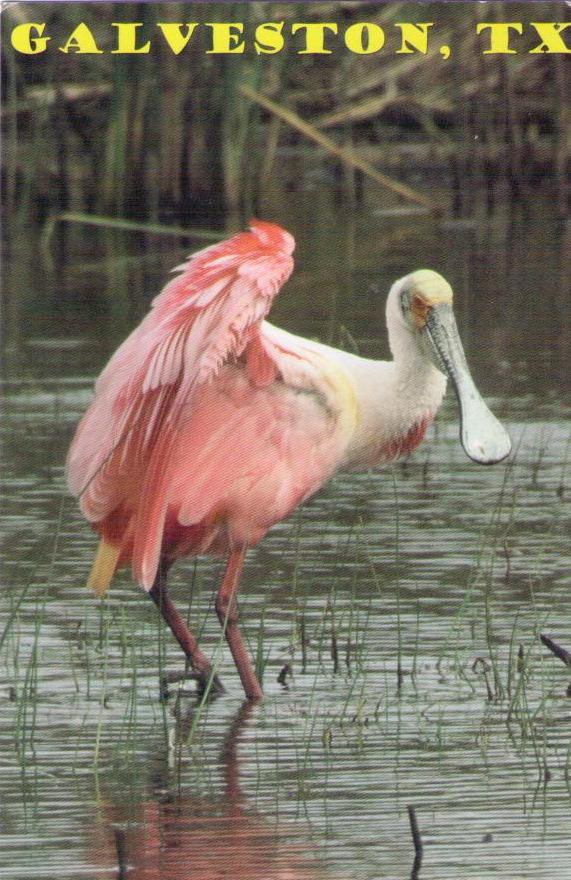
[67,220,295,587]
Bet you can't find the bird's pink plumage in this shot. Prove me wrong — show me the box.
[67,221,335,589]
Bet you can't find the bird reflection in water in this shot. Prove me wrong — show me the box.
[92,701,334,880]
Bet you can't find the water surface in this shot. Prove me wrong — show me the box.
[1,182,570,879]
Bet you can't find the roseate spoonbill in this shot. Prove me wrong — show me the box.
[67,220,511,700]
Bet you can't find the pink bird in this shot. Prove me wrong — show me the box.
[67,220,511,700]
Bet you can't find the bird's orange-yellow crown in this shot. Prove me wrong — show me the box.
[408,269,453,305]
[406,270,453,329]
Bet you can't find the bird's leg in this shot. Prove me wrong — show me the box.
[215,548,263,701]
[149,562,224,696]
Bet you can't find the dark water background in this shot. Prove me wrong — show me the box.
[1,179,570,879]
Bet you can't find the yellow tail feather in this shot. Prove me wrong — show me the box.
[87,540,121,597]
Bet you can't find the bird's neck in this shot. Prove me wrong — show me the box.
[390,348,447,430]
[344,340,447,471]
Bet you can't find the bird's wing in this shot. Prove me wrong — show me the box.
[67,220,295,568]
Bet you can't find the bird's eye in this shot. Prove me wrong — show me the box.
[412,294,428,314]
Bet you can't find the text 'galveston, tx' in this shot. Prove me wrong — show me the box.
[10,21,571,59]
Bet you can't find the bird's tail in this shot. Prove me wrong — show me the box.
[87,539,121,597]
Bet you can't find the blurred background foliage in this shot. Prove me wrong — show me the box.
[1,1,569,231]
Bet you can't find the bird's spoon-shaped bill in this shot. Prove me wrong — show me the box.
[424,304,512,465]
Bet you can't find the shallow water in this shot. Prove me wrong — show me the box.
[1,181,570,880]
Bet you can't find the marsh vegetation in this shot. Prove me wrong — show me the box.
[2,1,569,228]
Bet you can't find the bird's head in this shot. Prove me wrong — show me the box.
[387,270,511,465]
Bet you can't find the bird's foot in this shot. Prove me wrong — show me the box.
[160,668,226,701]
[195,668,226,700]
